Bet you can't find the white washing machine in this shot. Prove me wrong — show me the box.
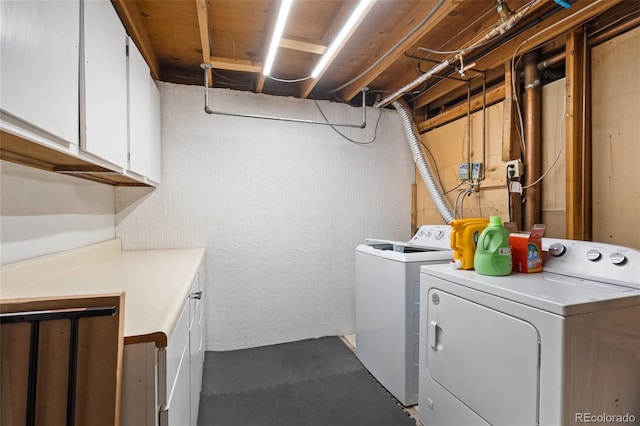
[355,224,453,406]
[419,238,640,426]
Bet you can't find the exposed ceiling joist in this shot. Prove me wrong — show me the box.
[111,0,161,79]
[414,0,624,109]
[338,0,460,102]
[208,57,263,73]
[280,38,326,55]
[195,0,213,85]
[299,1,361,99]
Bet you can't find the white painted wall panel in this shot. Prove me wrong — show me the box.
[115,83,414,351]
[1,161,115,265]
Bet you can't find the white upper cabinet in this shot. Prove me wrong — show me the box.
[82,0,128,169]
[0,0,79,145]
[128,38,161,183]
[149,80,162,183]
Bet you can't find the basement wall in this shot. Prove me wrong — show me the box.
[115,82,414,351]
[0,160,115,265]
[415,79,570,236]
[416,102,507,225]
[591,25,640,248]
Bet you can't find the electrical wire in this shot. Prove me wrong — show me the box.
[266,75,313,83]
[522,89,566,189]
[313,97,383,145]
[416,0,538,61]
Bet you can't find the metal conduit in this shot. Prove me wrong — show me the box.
[393,99,455,224]
[200,63,368,128]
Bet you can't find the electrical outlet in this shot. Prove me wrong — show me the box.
[506,160,523,178]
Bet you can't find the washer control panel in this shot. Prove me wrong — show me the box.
[542,238,640,288]
[409,225,452,250]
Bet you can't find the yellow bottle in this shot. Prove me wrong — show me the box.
[449,218,489,269]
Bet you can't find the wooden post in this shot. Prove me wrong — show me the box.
[565,29,586,240]
[503,62,523,229]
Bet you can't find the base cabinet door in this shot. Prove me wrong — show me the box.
[163,343,191,426]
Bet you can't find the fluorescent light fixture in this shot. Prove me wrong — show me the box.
[263,0,294,76]
[310,0,376,79]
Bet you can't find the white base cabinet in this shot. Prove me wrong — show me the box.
[121,263,205,426]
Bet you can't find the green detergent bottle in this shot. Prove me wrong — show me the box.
[473,216,512,276]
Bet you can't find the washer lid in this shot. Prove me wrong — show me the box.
[357,244,453,262]
[421,264,640,316]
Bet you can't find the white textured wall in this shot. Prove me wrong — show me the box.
[115,83,414,351]
[1,160,115,265]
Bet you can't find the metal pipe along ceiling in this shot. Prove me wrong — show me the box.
[393,99,455,224]
[200,63,368,128]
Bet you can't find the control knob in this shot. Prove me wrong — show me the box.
[548,243,566,257]
[434,230,444,240]
[586,249,602,261]
[609,252,626,265]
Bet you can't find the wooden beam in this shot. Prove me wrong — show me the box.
[338,0,460,102]
[299,1,365,99]
[208,57,263,73]
[565,28,586,240]
[413,0,623,109]
[255,74,266,93]
[417,85,505,133]
[111,0,160,79]
[195,0,213,86]
[280,38,326,55]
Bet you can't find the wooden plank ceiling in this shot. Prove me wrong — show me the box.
[113,0,635,115]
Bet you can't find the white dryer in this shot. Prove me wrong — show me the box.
[355,224,452,406]
[419,238,640,426]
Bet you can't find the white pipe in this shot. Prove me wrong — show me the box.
[393,99,454,224]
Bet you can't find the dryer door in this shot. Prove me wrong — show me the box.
[427,288,540,426]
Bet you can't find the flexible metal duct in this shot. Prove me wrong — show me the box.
[393,99,455,224]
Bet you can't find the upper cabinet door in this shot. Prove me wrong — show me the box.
[127,38,152,177]
[149,79,162,183]
[82,0,128,169]
[128,37,161,183]
[0,0,79,145]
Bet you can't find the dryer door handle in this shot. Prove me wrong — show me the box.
[429,320,442,351]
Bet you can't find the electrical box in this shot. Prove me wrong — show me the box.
[471,162,483,180]
[458,163,469,180]
[506,160,523,178]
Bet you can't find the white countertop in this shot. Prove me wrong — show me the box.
[1,240,205,348]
